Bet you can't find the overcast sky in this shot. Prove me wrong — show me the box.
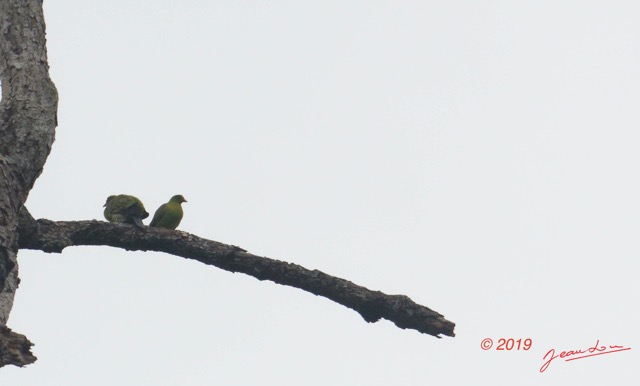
[1,1,638,385]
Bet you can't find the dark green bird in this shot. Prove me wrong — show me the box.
[149,195,187,229]
[103,194,149,228]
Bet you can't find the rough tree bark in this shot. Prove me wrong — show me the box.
[0,0,58,367]
[0,0,455,369]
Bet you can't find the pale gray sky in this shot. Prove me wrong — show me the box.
[2,1,638,385]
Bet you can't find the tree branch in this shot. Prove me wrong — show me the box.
[0,326,36,367]
[18,207,455,338]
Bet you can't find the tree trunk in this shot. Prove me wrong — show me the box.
[0,0,58,367]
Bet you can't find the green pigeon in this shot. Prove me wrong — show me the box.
[103,194,149,228]
[149,195,187,229]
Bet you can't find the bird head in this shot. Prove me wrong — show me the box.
[170,195,187,204]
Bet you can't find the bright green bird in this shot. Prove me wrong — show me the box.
[149,195,187,229]
[103,194,149,228]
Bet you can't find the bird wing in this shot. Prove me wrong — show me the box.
[149,203,168,226]
[123,201,149,220]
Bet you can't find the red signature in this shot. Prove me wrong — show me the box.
[540,340,631,373]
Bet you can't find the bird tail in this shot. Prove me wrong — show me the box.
[132,217,145,229]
